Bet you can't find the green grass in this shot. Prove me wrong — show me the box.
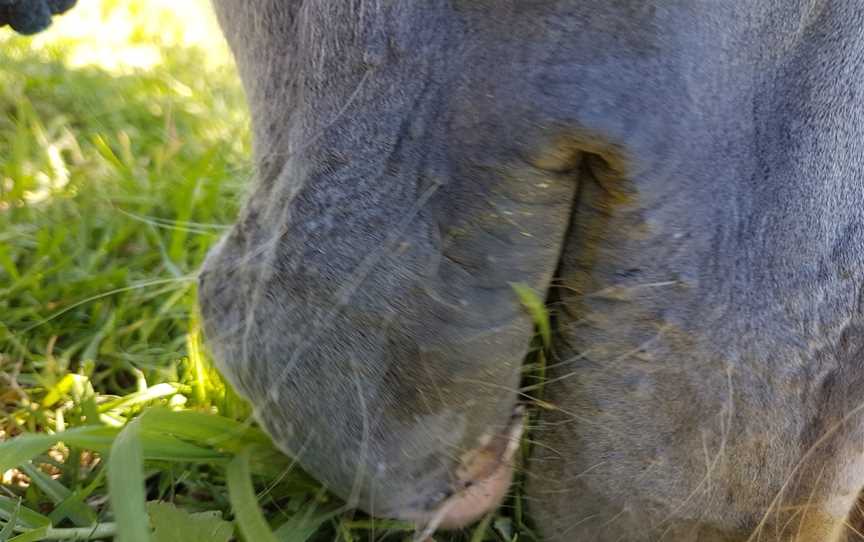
[0,3,546,541]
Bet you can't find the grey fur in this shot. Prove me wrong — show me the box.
[200,1,864,540]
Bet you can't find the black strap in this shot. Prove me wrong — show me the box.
[1,0,77,35]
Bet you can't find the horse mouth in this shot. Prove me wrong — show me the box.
[405,405,526,538]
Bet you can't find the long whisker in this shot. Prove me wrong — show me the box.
[22,276,196,332]
[114,207,231,233]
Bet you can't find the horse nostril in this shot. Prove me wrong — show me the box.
[530,141,584,173]
[528,132,629,181]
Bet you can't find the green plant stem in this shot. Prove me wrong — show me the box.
[14,523,116,541]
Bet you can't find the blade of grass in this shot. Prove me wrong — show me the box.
[0,498,21,541]
[0,497,51,531]
[17,463,95,527]
[7,527,50,542]
[511,283,551,348]
[338,520,415,531]
[40,374,88,408]
[17,463,69,504]
[139,430,227,462]
[272,501,341,542]
[468,513,494,542]
[49,467,107,527]
[97,383,181,413]
[226,447,278,542]
[7,524,116,541]
[0,434,60,473]
[137,408,271,455]
[0,426,224,474]
[107,419,151,542]
[185,325,209,406]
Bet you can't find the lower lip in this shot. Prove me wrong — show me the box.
[411,406,525,537]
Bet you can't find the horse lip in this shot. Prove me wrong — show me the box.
[407,405,526,539]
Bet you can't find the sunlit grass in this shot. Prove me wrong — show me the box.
[0,2,545,540]
[0,1,322,540]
